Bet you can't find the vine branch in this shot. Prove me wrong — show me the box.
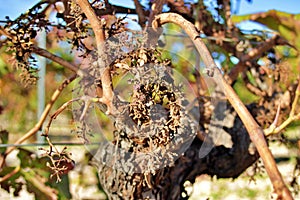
[147,0,166,27]
[0,26,83,76]
[133,0,147,28]
[44,95,101,137]
[153,12,293,200]
[76,0,114,115]
[265,77,300,136]
[32,46,86,76]
[0,74,77,169]
[227,34,288,84]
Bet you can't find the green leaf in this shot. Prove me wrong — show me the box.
[16,148,72,199]
[232,10,300,50]
[50,174,72,200]
[0,167,23,196]
[17,148,48,169]
[20,168,58,200]
[233,76,260,104]
[0,129,9,154]
[0,58,8,77]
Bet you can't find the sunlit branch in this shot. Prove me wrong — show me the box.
[43,98,80,137]
[76,0,114,114]
[147,0,166,27]
[0,74,77,168]
[0,26,84,77]
[44,95,104,137]
[153,12,293,200]
[32,46,85,76]
[228,34,288,84]
[265,77,300,136]
[133,0,147,28]
[0,166,20,183]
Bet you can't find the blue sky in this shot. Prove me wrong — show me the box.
[0,0,299,25]
[237,0,300,14]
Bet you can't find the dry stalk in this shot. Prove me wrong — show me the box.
[228,34,287,84]
[133,0,147,28]
[0,74,77,168]
[0,26,83,76]
[0,166,20,183]
[44,95,102,137]
[75,0,114,114]
[153,12,293,200]
[43,97,80,137]
[265,77,300,136]
[147,0,166,27]
[32,47,86,76]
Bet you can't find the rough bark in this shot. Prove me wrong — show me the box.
[94,104,259,199]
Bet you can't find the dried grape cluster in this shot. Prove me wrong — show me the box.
[94,48,198,199]
[1,2,56,86]
[128,82,179,143]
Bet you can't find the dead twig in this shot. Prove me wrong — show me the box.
[153,12,293,200]
[133,0,147,28]
[265,77,300,136]
[0,26,84,76]
[32,46,86,76]
[39,137,74,182]
[147,0,166,27]
[0,166,20,183]
[43,97,80,137]
[44,95,102,137]
[227,34,287,84]
[0,74,77,169]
